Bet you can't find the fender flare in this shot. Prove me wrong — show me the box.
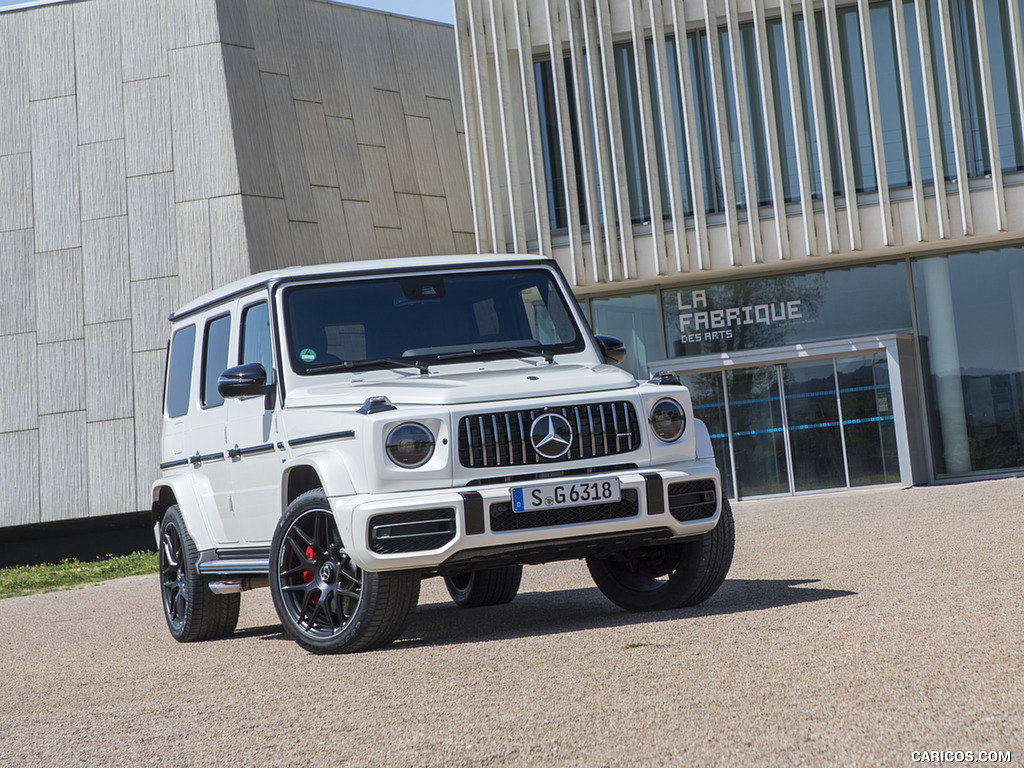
[693,418,715,461]
[280,450,358,510]
[151,473,219,553]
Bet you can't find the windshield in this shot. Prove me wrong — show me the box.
[282,269,585,374]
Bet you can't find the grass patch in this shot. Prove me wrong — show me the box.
[0,551,158,599]
[625,642,653,649]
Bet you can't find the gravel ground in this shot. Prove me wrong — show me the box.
[1,478,1021,767]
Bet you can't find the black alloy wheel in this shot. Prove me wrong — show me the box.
[159,505,239,642]
[270,489,420,654]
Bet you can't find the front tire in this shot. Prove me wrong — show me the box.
[586,499,735,611]
[270,489,420,654]
[159,506,240,642]
[444,565,523,608]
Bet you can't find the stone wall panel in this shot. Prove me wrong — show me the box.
[31,97,82,252]
[38,411,88,523]
[86,320,134,422]
[82,216,131,324]
[79,140,128,221]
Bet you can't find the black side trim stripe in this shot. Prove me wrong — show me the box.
[159,458,190,470]
[288,430,356,448]
[215,546,271,560]
[190,452,225,465]
[228,443,277,458]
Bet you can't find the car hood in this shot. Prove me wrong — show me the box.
[285,363,638,408]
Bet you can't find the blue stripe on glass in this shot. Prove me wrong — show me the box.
[708,415,894,439]
[694,384,890,411]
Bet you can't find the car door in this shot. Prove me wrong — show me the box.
[223,296,284,545]
[190,309,240,544]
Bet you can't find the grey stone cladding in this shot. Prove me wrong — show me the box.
[0,0,474,529]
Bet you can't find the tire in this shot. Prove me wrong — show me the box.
[586,499,735,611]
[269,489,420,654]
[159,506,240,642]
[444,565,523,608]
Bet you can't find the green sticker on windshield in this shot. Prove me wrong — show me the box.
[299,348,317,363]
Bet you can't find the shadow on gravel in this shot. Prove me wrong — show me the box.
[394,578,856,649]
[233,624,288,640]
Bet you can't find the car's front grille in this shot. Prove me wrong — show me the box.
[489,489,639,532]
[667,480,717,521]
[367,508,457,554]
[458,401,642,469]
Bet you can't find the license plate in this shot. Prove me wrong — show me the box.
[511,478,621,512]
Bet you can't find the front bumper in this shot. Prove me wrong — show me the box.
[329,460,722,572]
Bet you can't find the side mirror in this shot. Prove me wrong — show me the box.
[594,335,627,366]
[218,363,271,399]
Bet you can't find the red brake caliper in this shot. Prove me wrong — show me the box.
[303,546,315,584]
[303,545,318,606]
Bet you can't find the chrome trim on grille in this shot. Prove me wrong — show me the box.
[458,401,641,469]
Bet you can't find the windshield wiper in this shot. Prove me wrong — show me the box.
[313,357,430,375]
[435,346,555,364]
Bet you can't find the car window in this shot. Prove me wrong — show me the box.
[166,324,196,418]
[240,301,274,381]
[201,313,231,408]
[282,269,584,373]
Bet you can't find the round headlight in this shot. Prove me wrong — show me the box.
[385,422,435,468]
[649,398,686,442]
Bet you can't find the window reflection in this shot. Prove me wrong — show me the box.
[913,249,1024,476]
[589,291,663,380]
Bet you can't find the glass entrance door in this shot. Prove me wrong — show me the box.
[682,351,901,498]
[782,359,846,492]
[725,367,789,497]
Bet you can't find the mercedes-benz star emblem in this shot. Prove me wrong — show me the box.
[530,413,573,459]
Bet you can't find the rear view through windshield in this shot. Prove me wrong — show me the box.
[282,269,584,374]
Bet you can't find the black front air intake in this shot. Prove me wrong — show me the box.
[368,508,457,554]
[667,480,717,522]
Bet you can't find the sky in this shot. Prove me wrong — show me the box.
[342,0,452,23]
[0,0,454,21]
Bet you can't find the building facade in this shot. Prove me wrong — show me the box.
[454,0,1024,496]
[0,0,473,537]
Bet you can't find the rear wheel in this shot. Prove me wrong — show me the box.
[587,499,734,611]
[444,565,523,608]
[270,489,420,653]
[159,506,240,642]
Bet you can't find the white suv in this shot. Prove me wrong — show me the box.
[154,254,733,653]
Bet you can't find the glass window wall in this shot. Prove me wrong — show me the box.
[870,2,912,188]
[767,17,801,202]
[684,31,726,213]
[836,6,878,193]
[589,291,663,380]
[913,248,1024,477]
[534,58,588,231]
[614,43,653,224]
[718,24,773,208]
[662,36,696,214]
[902,0,957,182]
[532,0,1024,238]
[838,353,901,485]
[661,261,912,358]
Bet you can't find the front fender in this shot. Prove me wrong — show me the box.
[151,473,219,552]
[281,450,358,510]
[693,418,715,461]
